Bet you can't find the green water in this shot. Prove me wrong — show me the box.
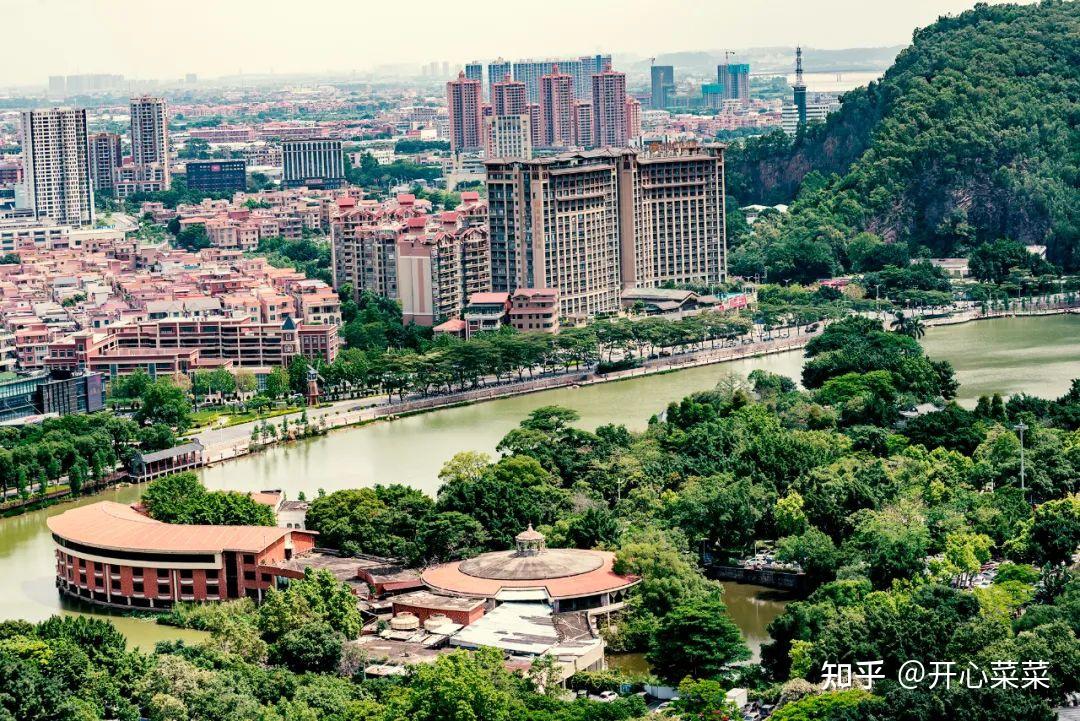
[0,314,1075,649]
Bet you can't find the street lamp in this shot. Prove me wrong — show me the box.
[1014,421,1028,495]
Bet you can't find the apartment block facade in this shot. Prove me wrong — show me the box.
[485,114,532,160]
[485,143,726,320]
[591,69,628,148]
[446,71,483,154]
[129,96,171,192]
[334,203,492,326]
[20,108,94,226]
[539,68,575,148]
[88,132,122,196]
[46,316,339,377]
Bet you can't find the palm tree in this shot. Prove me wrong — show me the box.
[890,311,926,339]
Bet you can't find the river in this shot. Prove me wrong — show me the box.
[0,315,1076,650]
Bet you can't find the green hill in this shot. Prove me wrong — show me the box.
[727,1,1080,277]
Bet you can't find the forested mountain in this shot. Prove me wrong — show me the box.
[727,1,1080,274]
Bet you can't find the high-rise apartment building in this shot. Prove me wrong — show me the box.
[539,67,575,148]
[446,71,483,154]
[485,143,726,319]
[129,96,171,190]
[464,62,483,85]
[282,139,345,189]
[578,55,613,100]
[485,115,532,160]
[487,59,511,102]
[491,75,528,117]
[334,198,491,325]
[572,102,594,149]
[495,54,610,103]
[634,144,727,290]
[527,104,543,149]
[512,60,558,104]
[716,62,751,106]
[591,68,628,148]
[650,65,675,109]
[87,132,122,196]
[625,98,642,141]
[20,108,94,226]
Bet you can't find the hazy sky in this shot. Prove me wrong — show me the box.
[3,0,1032,85]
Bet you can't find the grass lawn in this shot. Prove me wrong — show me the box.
[187,405,304,431]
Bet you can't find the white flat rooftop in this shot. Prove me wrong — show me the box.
[449,602,557,656]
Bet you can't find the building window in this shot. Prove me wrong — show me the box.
[243,554,255,565]
[243,571,255,581]
[158,584,170,596]
[132,581,144,594]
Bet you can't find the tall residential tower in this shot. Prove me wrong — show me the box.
[591,68,628,148]
[20,108,94,226]
[446,71,484,154]
[129,96,171,189]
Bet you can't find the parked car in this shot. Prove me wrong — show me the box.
[598,691,619,702]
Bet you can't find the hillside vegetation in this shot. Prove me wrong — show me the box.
[728,1,1080,277]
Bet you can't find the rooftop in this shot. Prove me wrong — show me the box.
[423,548,638,601]
[390,590,485,613]
[47,501,308,555]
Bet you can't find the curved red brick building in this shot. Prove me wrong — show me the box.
[48,501,316,610]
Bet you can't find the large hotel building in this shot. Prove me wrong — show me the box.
[486,143,727,319]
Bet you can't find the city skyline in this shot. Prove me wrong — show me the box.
[3,0,1034,86]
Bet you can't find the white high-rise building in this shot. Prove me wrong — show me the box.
[128,96,170,190]
[485,115,532,160]
[781,100,839,136]
[20,108,94,226]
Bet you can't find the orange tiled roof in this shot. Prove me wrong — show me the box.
[47,501,307,554]
[421,550,638,600]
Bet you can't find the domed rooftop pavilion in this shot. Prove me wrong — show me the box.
[421,526,639,613]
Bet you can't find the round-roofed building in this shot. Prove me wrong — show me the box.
[421,526,638,613]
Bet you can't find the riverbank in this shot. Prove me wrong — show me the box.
[193,303,1080,471]
[192,331,818,468]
